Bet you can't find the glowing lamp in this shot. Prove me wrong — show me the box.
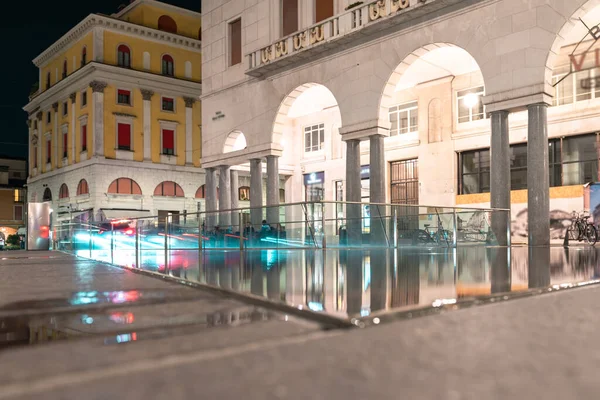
[463,93,479,109]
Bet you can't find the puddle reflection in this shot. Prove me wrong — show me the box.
[98,246,600,319]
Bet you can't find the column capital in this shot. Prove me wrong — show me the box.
[141,89,154,101]
[489,109,510,116]
[69,92,77,102]
[52,102,59,112]
[89,80,108,93]
[183,96,196,108]
[527,102,549,110]
[36,111,43,120]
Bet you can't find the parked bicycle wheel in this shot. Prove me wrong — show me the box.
[571,222,583,241]
[585,224,597,246]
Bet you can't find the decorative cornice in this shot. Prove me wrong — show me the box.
[183,96,196,108]
[69,92,77,102]
[52,102,59,112]
[36,111,43,120]
[141,89,154,101]
[33,13,202,68]
[89,80,108,93]
[113,112,137,118]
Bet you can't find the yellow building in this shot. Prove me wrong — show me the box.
[23,0,204,225]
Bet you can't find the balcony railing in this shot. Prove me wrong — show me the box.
[246,0,440,77]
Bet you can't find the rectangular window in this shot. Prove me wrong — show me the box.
[46,112,51,123]
[81,91,87,107]
[162,129,175,155]
[117,123,131,150]
[14,205,23,221]
[552,68,600,107]
[81,124,87,152]
[33,146,38,168]
[63,132,68,159]
[117,89,131,105]
[315,0,334,23]
[389,101,418,136]
[229,19,242,66]
[562,134,598,185]
[162,97,175,112]
[46,140,51,163]
[457,86,485,124]
[14,189,24,202]
[458,149,490,194]
[304,123,325,153]
[62,102,68,116]
[281,0,299,36]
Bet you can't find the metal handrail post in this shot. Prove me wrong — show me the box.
[135,221,140,269]
[164,213,170,274]
[453,209,458,248]
[239,211,244,251]
[393,207,398,248]
[88,223,92,259]
[110,223,114,264]
[321,202,326,249]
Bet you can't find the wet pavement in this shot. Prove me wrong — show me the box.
[2,248,600,398]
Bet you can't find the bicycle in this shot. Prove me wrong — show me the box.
[568,211,597,245]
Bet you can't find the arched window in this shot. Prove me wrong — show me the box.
[77,179,89,196]
[157,15,178,33]
[117,45,131,68]
[62,60,67,79]
[107,178,142,195]
[239,186,250,201]
[81,47,87,66]
[46,72,51,90]
[195,185,205,199]
[162,54,174,76]
[43,187,52,201]
[154,181,184,197]
[59,184,69,199]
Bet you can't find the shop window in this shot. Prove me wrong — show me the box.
[162,97,175,111]
[117,123,131,150]
[162,129,175,155]
[117,45,131,68]
[389,101,418,136]
[81,124,87,152]
[107,178,142,195]
[304,123,325,153]
[117,89,131,105]
[195,185,205,199]
[457,86,485,124]
[158,15,178,34]
[162,54,174,76]
[59,183,69,199]
[458,149,490,194]
[229,19,242,66]
[77,179,89,196]
[562,134,598,185]
[281,0,298,36]
[154,181,184,197]
[239,186,250,201]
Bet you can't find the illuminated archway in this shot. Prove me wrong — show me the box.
[223,131,247,153]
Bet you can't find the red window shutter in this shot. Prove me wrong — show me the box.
[82,125,87,149]
[118,123,131,148]
[118,89,129,96]
[63,133,68,154]
[163,129,174,149]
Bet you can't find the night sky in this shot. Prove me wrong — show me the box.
[6,0,201,160]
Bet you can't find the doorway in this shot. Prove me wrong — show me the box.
[390,159,419,230]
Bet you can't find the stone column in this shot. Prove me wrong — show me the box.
[90,81,107,157]
[184,97,195,165]
[205,168,217,230]
[231,170,240,231]
[70,93,77,164]
[346,139,362,246]
[249,158,263,228]
[527,103,550,247]
[370,134,386,245]
[36,112,43,171]
[52,102,58,167]
[490,110,510,246]
[218,165,232,227]
[141,89,154,161]
[266,155,280,226]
